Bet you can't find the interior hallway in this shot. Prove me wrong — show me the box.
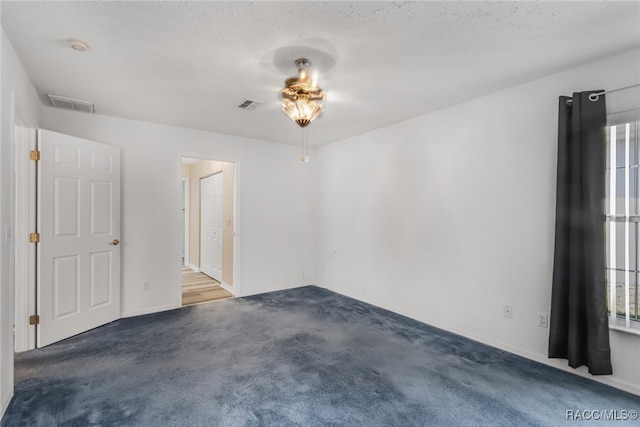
[182,268,233,306]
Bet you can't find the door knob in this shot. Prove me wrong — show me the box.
[112,239,120,245]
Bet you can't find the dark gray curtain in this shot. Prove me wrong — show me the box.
[548,91,612,375]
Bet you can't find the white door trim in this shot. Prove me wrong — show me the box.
[4,91,40,418]
[176,152,241,306]
[13,124,37,352]
[182,177,190,267]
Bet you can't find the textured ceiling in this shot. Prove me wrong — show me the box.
[2,1,640,146]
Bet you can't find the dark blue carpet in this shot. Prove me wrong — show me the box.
[2,286,639,426]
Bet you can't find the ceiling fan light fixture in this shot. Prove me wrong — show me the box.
[280,58,327,162]
[280,58,326,128]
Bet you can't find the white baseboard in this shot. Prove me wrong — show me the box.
[188,264,200,273]
[220,281,234,295]
[428,320,640,396]
[324,285,640,397]
[121,303,179,318]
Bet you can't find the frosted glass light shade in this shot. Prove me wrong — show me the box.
[282,98,324,128]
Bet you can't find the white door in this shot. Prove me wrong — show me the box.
[200,173,223,281]
[38,129,121,347]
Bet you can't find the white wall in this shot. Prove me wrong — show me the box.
[316,48,640,394]
[0,28,42,416]
[2,28,638,425]
[42,107,318,316]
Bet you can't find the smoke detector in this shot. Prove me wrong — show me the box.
[48,94,95,113]
[67,39,89,52]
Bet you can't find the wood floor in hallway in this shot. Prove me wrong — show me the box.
[182,267,233,306]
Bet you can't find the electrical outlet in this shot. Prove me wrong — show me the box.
[503,305,513,319]
[538,312,549,328]
[144,281,151,291]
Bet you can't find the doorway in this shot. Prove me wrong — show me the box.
[179,156,236,305]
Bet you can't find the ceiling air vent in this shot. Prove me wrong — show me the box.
[237,99,263,111]
[48,94,95,113]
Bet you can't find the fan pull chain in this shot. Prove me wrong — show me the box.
[301,127,310,162]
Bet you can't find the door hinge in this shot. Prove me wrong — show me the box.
[30,150,40,161]
[29,232,40,243]
[29,314,39,326]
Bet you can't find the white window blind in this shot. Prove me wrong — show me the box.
[605,121,640,331]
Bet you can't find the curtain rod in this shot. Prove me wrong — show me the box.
[565,83,640,106]
[588,83,640,101]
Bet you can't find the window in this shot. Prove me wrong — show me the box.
[605,121,640,330]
